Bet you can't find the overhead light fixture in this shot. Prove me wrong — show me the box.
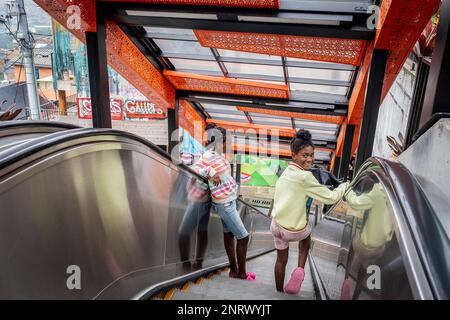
[237,12,351,26]
[126,10,218,20]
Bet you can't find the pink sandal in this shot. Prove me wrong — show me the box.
[229,271,257,281]
[284,267,305,294]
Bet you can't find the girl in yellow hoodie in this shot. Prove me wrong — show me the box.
[271,129,348,294]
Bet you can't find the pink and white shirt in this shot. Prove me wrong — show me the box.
[191,149,237,204]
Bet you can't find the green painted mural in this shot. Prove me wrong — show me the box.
[239,155,288,187]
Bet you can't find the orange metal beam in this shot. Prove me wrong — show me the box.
[164,70,289,99]
[348,42,372,125]
[195,30,367,66]
[106,22,175,110]
[375,0,441,100]
[178,100,205,143]
[335,120,347,157]
[329,153,336,172]
[237,107,344,125]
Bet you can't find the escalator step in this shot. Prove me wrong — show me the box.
[163,288,177,300]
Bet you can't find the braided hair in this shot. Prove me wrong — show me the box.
[291,129,315,154]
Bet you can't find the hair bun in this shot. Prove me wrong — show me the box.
[296,129,312,141]
[205,123,217,131]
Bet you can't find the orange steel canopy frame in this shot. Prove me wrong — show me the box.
[34,0,441,167]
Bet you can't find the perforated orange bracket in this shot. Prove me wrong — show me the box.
[164,70,289,99]
[35,0,96,40]
[195,30,367,66]
[335,120,347,157]
[178,99,205,142]
[106,22,175,110]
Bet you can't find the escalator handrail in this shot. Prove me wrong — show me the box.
[237,197,271,219]
[0,128,207,183]
[0,126,272,222]
[0,120,81,132]
[352,157,450,299]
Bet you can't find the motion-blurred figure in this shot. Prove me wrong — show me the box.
[340,177,394,300]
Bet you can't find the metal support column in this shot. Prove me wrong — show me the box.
[405,58,431,148]
[236,154,242,185]
[355,49,389,170]
[332,157,341,177]
[338,124,356,181]
[86,11,111,128]
[420,0,450,127]
[168,101,179,156]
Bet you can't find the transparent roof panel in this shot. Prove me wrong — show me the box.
[200,103,238,112]
[290,83,348,95]
[287,57,346,66]
[251,120,292,129]
[296,119,339,131]
[144,27,196,39]
[241,78,286,86]
[250,115,292,126]
[249,113,338,131]
[295,129,337,141]
[249,112,292,124]
[208,113,248,121]
[170,58,222,73]
[218,49,281,61]
[288,67,353,81]
[225,62,284,78]
[152,39,213,56]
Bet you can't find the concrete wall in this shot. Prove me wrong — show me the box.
[57,115,168,147]
[399,119,450,235]
[14,65,52,81]
[372,57,417,159]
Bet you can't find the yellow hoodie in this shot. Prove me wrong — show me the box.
[271,163,348,231]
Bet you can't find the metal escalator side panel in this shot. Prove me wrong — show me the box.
[0,129,276,299]
[0,141,171,299]
[374,159,450,299]
[310,159,437,300]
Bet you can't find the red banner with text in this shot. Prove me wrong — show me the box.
[124,100,166,119]
[77,98,123,121]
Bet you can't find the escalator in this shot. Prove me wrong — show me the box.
[152,159,450,300]
[0,123,448,300]
[0,125,274,299]
[309,158,450,300]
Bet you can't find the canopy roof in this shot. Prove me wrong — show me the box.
[35,0,441,165]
